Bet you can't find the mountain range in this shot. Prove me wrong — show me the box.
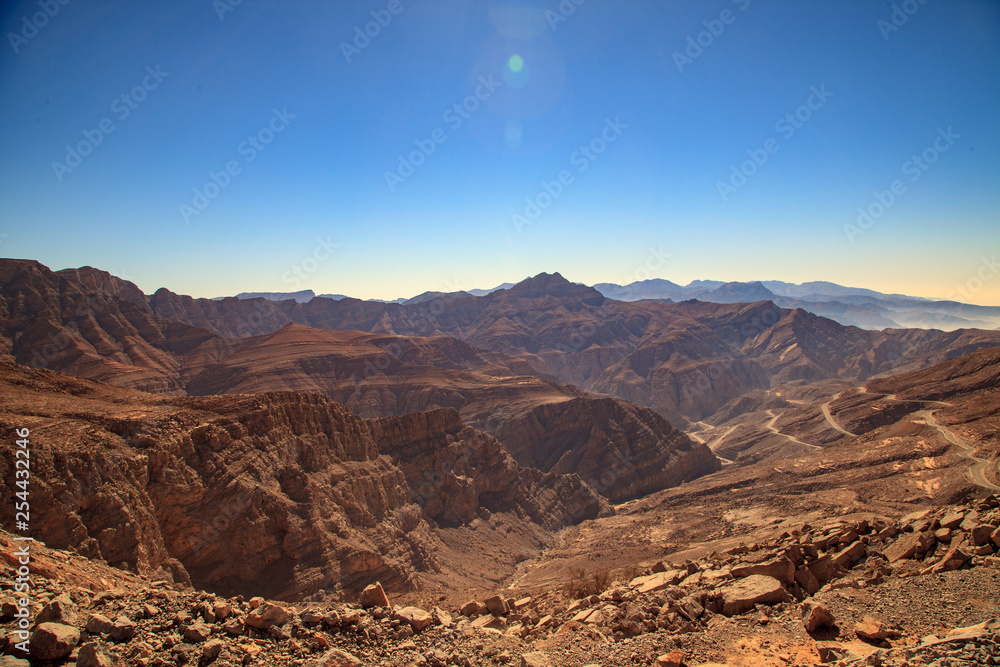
[224,276,1000,331]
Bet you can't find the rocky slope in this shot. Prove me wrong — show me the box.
[2,494,997,666]
[0,362,609,601]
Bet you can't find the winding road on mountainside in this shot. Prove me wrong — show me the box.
[820,392,857,437]
[875,393,1000,492]
[688,423,735,465]
[763,409,822,451]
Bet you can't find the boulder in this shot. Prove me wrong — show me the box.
[521,652,552,667]
[29,622,80,660]
[731,557,795,585]
[855,616,890,641]
[832,541,866,568]
[202,639,224,660]
[801,600,835,632]
[460,600,483,617]
[393,606,433,632]
[719,575,790,616]
[359,582,390,608]
[35,593,78,627]
[971,525,993,547]
[309,649,364,666]
[76,643,113,667]
[109,615,135,641]
[484,595,508,616]
[882,531,933,563]
[182,622,213,643]
[245,602,293,629]
[655,651,685,667]
[794,566,820,596]
[85,613,115,635]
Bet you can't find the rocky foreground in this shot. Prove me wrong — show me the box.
[3,494,1000,666]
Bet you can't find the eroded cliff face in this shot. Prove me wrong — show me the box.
[493,397,721,502]
[0,363,606,601]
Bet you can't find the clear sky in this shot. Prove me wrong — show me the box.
[1,0,998,304]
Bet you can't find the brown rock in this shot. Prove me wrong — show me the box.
[460,600,482,617]
[182,622,212,643]
[309,648,364,666]
[245,602,292,629]
[731,557,795,585]
[29,622,80,660]
[802,600,835,632]
[484,595,509,616]
[359,582,390,608]
[807,555,836,584]
[76,643,113,667]
[35,593,78,627]
[655,651,685,667]
[855,616,890,641]
[521,652,552,667]
[202,639,224,660]
[971,525,994,547]
[393,606,433,631]
[833,541,866,568]
[85,613,115,635]
[719,575,791,616]
[794,566,820,595]
[883,531,934,563]
[109,614,135,641]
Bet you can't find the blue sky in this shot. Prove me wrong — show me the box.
[1,0,998,303]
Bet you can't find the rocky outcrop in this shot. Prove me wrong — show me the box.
[0,363,605,601]
[493,397,720,501]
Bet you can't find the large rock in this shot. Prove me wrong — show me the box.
[245,602,293,629]
[30,622,80,660]
[484,595,508,616]
[855,616,891,641]
[309,649,364,666]
[35,593,78,627]
[719,575,790,616]
[521,652,552,667]
[801,600,835,632]
[883,531,934,563]
[85,613,115,635]
[731,557,795,585]
[832,541,866,568]
[359,582,390,608]
[393,606,433,632]
[76,643,113,667]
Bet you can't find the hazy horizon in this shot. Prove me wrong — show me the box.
[2,1,998,305]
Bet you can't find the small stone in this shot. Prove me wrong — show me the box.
[310,648,364,666]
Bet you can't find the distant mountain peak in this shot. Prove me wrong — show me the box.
[507,272,605,306]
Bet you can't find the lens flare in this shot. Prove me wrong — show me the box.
[508,54,524,73]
